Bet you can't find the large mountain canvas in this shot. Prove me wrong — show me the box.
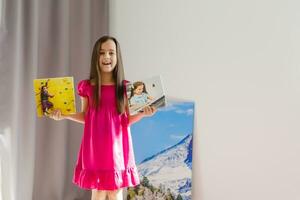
[128,100,194,200]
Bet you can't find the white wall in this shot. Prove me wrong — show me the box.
[109,0,300,199]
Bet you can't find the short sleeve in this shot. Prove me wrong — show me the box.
[77,80,89,97]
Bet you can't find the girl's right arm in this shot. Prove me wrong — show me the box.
[49,97,88,124]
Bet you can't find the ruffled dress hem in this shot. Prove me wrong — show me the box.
[73,166,140,190]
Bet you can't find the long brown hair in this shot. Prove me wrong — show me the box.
[130,81,148,98]
[89,36,126,114]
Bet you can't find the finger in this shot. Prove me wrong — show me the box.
[58,110,62,119]
[48,112,53,119]
[151,107,157,113]
[52,109,57,116]
[53,110,59,120]
[52,111,56,118]
[142,107,148,113]
[145,106,151,115]
[150,106,154,112]
[142,108,147,115]
[50,110,56,118]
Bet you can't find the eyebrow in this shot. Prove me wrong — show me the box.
[100,49,116,52]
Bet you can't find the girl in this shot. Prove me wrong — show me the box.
[50,36,156,200]
[40,80,55,115]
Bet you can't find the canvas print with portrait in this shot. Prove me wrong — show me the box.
[126,76,166,115]
[33,77,76,117]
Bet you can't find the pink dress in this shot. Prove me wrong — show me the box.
[73,80,140,190]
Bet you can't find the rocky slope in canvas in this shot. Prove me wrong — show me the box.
[136,134,193,200]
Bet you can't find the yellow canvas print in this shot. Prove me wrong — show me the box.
[33,77,76,117]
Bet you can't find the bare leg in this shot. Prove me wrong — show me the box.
[107,189,123,200]
[91,189,107,200]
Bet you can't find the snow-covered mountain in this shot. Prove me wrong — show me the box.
[138,134,193,200]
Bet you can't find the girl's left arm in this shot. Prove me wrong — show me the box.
[128,112,144,125]
[128,106,157,125]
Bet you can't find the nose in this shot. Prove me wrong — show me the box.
[104,52,110,59]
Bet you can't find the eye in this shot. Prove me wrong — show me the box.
[109,52,115,55]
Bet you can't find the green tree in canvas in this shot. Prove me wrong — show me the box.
[176,194,183,200]
[141,176,150,187]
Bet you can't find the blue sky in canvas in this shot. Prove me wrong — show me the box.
[131,101,194,164]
